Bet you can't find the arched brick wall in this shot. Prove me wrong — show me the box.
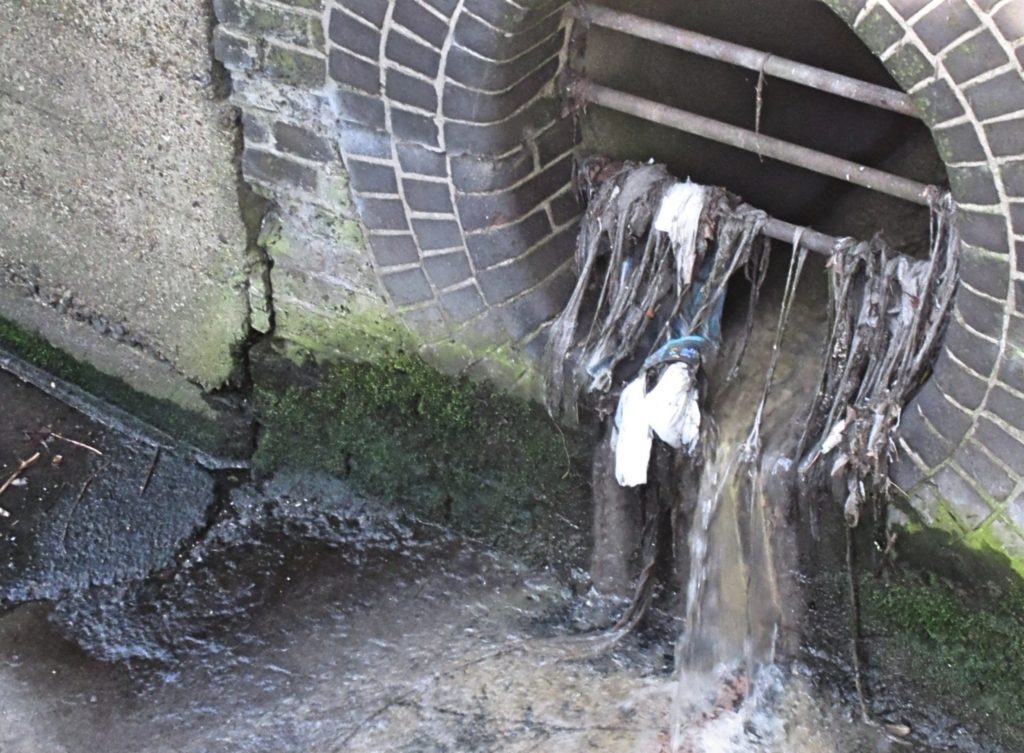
[328,0,580,363]
[214,0,1024,555]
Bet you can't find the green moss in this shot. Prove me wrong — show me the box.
[0,315,250,458]
[859,527,1024,750]
[251,343,593,567]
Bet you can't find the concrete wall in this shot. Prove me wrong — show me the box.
[0,0,254,420]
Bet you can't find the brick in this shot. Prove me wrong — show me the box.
[397,144,448,176]
[497,265,574,341]
[335,90,387,128]
[385,31,442,77]
[855,5,904,55]
[916,384,972,444]
[965,72,1024,121]
[947,165,1000,205]
[354,196,408,229]
[243,148,317,191]
[273,122,334,162]
[213,0,243,24]
[264,44,325,88]
[998,350,1024,393]
[412,218,463,250]
[462,0,561,32]
[549,189,581,226]
[239,0,317,47]
[1011,204,1024,236]
[456,153,571,230]
[382,267,434,306]
[451,148,533,192]
[535,117,575,165]
[386,69,438,111]
[993,2,1024,42]
[988,387,1024,439]
[976,417,1024,475]
[422,0,459,16]
[890,0,931,19]
[348,160,399,193]
[241,112,270,144]
[338,124,391,157]
[329,10,382,59]
[900,410,953,468]
[910,77,965,125]
[424,251,473,288]
[959,210,1009,254]
[339,0,388,27]
[445,98,560,156]
[466,208,552,268]
[520,324,550,362]
[393,0,449,48]
[943,30,1007,84]
[453,7,563,60]
[886,43,932,92]
[958,439,1017,498]
[959,250,1009,297]
[391,108,440,147]
[369,233,419,266]
[946,320,1000,376]
[440,284,487,322]
[329,48,380,94]
[932,466,990,524]
[957,284,1005,336]
[914,0,978,54]
[446,32,563,92]
[277,0,322,8]
[932,121,986,164]
[476,224,575,305]
[403,178,454,212]
[213,28,257,70]
[443,58,557,122]
[935,348,988,408]
[985,118,1024,157]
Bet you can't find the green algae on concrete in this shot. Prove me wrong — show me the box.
[251,340,593,568]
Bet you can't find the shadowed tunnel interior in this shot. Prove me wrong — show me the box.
[577,0,948,257]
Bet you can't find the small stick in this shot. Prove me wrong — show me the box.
[0,452,42,510]
[50,432,103,456]
[61,460,108,549]
[139,446,161,496]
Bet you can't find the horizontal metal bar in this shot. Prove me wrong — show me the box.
[576,4,918,118]
[578,81,935,206]
[763,217,838,256]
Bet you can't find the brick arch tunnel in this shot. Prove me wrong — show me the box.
[214,0,1024,558]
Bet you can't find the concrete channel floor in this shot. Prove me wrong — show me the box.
[0,367,898,753]
[0,368,674,752]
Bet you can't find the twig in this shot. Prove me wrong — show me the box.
[139,446,161,496]
[61,460,109,549]
[0,453,42,514]
[50,432,103,456]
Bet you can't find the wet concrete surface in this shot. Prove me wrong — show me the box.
[0,369,215,602]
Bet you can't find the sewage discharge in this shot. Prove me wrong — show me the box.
[544,158,960,751]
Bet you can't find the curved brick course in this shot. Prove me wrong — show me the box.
[213,0,1024,559]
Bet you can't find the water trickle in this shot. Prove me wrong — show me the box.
[546,158,960,751]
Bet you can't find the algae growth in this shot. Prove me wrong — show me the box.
[860,530,1024,751]
[252,347,594,567]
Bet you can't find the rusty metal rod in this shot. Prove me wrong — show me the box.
[579,81,934,206]
[576,4,919,118]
